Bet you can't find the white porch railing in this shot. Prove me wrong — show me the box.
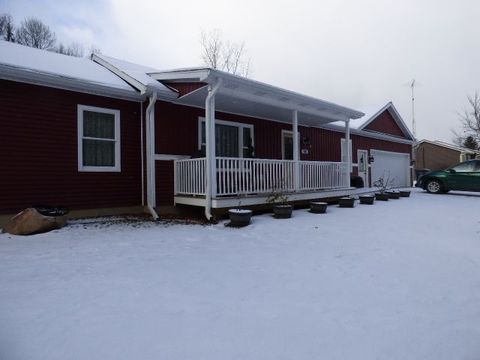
[300,161,349,190]
[174,157,349,197]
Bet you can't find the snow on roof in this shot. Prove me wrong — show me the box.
[91,53,176,97]
[0,40,137,94]
[418,139,480,154]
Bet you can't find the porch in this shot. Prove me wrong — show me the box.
[174,157,352,208]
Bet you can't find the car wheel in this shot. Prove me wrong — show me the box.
[426,179,443,194]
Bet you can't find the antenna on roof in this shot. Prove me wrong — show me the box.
[410,79,416,139]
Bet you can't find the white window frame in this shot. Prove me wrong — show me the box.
[281,129,300,160]
[78,104,121,172]
[198,117,254,158]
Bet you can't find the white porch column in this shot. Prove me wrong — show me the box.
[204,80,222,220]
[345,119,351,187]
[293,110,300,191]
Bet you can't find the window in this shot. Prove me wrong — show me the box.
[451,161,476,173]
[78,105,120,172]
[199,118,254,158]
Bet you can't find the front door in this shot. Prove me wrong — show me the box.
[357,150,369,187]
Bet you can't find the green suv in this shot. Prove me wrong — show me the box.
[416,160,480,193]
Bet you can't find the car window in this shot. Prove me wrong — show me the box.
[475,161,480,172]
[451,161,476,172]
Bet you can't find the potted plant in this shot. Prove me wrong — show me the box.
[267,183,292,219]
[373,174,394,201]
[338,196,355,208]
[359,194,375,205]
[228,194,252,227]
[310,201,328,214]
[399,190,411,197]
[386,190,401,199]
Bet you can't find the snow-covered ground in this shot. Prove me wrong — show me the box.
[1,189,480,360]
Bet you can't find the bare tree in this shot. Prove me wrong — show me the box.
[15,17,56,50]
[200,29,251,77]
[55,42,84,57]
[0,13,15,42]
[452,92,480,147]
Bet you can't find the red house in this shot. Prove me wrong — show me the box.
[0,41,414,222]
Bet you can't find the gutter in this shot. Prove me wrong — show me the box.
[204,79,222,220]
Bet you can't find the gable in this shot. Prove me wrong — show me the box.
[363,109,408,139]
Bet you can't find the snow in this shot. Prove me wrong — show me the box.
[1,189,480,359]
[94,53,174,96]
[228,209,252,214]
[0,40,136,92]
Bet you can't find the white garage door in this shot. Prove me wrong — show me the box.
[371,150,410,187]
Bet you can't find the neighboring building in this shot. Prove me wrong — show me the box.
[0,41,414,222]
[415,140,480,172]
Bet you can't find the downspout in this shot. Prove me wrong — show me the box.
[140,101,144,207]
[204,79,222,220]
[146,92,159,219]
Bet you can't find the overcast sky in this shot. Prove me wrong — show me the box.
[3,0,479,142]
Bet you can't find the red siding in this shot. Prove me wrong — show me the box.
[0,79,142,214]
[155,161,174,206]
[163,82,207,97]
[364,110,406,138]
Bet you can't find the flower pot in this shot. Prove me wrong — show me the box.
[273,204,293,219]
[375,193,389,201]
[399,190,411,197]
[386,191,400,199]
[310,201,328,214]
[359,195,375,205]
[228,209,252,227]
[338,197,355,208]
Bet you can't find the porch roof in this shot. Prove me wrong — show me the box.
[150,68,364,125]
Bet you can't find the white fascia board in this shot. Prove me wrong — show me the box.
[151,68,364,120]
[0,63,144,102]
[322,123,414,145]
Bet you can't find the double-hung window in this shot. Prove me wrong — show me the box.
[78,105,121,172]
[199,118,254,158]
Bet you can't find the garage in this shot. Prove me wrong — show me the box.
[371,150,410,187]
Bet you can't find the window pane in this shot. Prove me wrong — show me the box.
[83,139,115,167]
[84,111,115,139]
[451,161,475,172]
[243,128,254,158]
[201,121,206,145]
[284,133,293,160]
[216,124,239,157]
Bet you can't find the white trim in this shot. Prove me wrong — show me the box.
[154,154,191,160]
[0,64,143,102]
[174,187,356,208]
[198,116,254,157]
[77,104,121,172]
[322,122,414,145]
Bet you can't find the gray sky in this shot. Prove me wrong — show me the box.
[3,0,479,142]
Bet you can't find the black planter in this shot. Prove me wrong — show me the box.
[338,197,355,208]
[375,193,389,201]
[386,191,400,199]
[228,209,252,227]
[359,195,375,205]
[310,201,328,214]
[273,204,293,219]
[399,190,411,198]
